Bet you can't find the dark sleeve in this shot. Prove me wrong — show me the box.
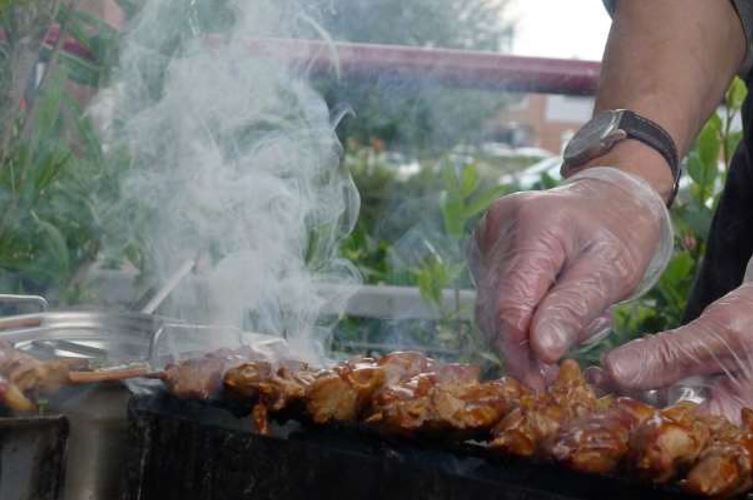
[602,0,753,79]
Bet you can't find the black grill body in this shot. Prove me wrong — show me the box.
[124,394,698,500]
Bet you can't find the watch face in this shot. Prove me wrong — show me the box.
[563,111,619,164]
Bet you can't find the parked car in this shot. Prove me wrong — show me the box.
[498,156,562,190]
[383,152,422,180]
[479,142,552,161]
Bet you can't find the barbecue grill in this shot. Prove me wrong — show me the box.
[125,391,694,500]
[0,294,747,500]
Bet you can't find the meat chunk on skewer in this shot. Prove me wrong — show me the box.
[0,375,36,413]
[548,397,656,475]
[306,354,483,427]
[223,352,489,434]
[490,360,597,457]
[305,357,385,424]
[0,341,88,393]
[627,402,711,483]
[162,347,265,400]
[224,357,381,429]
[365,374,526,438]
[0,341,154,413]
[684,408,753,498]
[224,360,318,434]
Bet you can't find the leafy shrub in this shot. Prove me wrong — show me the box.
[0,2,124,301]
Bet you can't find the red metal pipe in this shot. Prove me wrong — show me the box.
[3,27,601,95]
[243,38,601,96]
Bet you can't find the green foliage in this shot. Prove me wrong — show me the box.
[311,0,513,52]
[311,0,514,151]
[337,144,515,364]
[0,1,128,301]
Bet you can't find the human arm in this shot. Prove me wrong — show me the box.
[578,0,746,200]
[472,0,748,388]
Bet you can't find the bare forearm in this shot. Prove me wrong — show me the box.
[583,0,746,201]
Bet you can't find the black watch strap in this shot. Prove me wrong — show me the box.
[618,110,681,205]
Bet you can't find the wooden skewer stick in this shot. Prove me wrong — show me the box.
[67,366,155,384]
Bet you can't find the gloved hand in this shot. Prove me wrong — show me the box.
[604,283,753,423]
[471,167,673,389]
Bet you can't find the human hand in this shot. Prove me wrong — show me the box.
[604,283,753,423]
[471,167,672,389]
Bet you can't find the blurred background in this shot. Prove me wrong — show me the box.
[0,0,741,369]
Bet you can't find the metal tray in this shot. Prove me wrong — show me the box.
[0,295,288,371]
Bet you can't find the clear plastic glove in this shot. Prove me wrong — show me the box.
[471,167,673,389]
[603,283,753,424]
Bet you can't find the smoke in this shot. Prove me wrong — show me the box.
[95,0,360,362]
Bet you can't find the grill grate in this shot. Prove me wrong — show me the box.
[125,393,694,500]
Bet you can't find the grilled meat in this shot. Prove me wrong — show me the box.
[305,357,385,424]
[159,349,753,499]
[684,408,753,498]
[490,360,597,457]
[547,397,656,474]
[0,341,154,412]
[0,341,87,394]
[627,402,711,483]
[222,353,487,432]
[366,374,526,438]
[162,347,265,400]
[0,374,36,412]
[224,360,318,434]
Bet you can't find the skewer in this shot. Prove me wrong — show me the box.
[2,336,751,499]
[67,365,156,384]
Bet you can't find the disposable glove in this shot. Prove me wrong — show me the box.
[471,167,673,389]
[604,282,753,423]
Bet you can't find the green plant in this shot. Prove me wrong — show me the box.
[311,0,515,152]
[0,1,126,301]
[411,160,512,362]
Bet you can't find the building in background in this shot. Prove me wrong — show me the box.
[488,94,595,155]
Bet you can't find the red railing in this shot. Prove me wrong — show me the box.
[25,27,601,96]
[241,38,602,96]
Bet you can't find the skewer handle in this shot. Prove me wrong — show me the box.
[67,366,158,384]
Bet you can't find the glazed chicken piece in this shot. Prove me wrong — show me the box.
[162,347,264,400]
[0,341,88,393]
[224,360,318,434]
[430,377,527,433]
[548,397,656,474]
[377,351,438,384]
[222,352,453,432]
[0,341,154,413]
[684,408,753,498]
[365,372,526,438]
[305,357,385,424]
[0,374,36,412]
[627,402,711,483]
[305,352,482,426]
[223,356,385,428]
[490,360,597,457]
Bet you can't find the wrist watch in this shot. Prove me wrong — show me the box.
[561,109,681,206]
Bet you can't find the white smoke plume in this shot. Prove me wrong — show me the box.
[96,0,360,362]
